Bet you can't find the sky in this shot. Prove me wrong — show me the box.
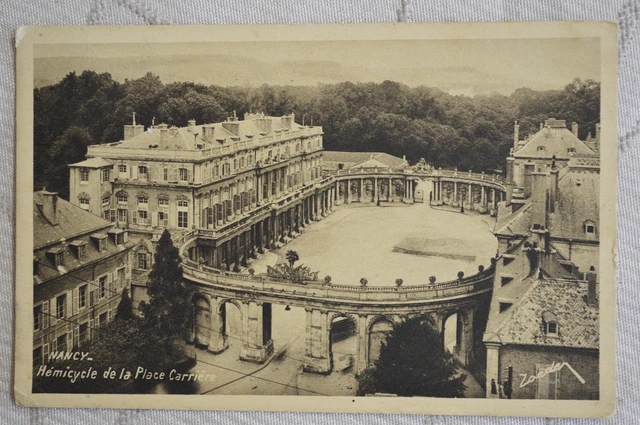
[34,38,601,96]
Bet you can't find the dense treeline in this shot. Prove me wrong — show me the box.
[34,71,600,198]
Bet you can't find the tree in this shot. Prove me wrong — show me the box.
[43,126,93,197]
[116,287,134,320]
[357,315,466,397]
[143,229,191,339]
[285,250,300,267]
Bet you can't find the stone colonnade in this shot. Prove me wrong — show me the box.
[191,185,335,272]
[190,294,479,374]
[431,178,505,213]
[334,175,416,205]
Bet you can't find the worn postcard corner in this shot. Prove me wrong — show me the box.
[14,21,617,417]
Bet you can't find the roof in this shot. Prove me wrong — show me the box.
[68,157,114,168]
[323,151,406,168]
[547,163,599,241]
[112,114,311,151]
[33,191,112,249]
[484,278,599,350]
[515,120,595,159]
[494,202,532,236]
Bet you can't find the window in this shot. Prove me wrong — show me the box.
[586,225,595,234]
[79,284,87,309]
[80,169,89,182]
[233,159,237,170]
[102,196,110,206]
[118,164,127,173]
[33,305,41,331]
[101,168,110,183]
[535,364,558,399]
[138,210,149,224]
[56,294,66,319]
[117,195,128,204]
[138,165,148,179]
[567,148,576,153]
[179,168,188,181]
[33,346,43,367]
[177,199,188,208]
[163,168,168,181]
[99,312,108,327]
[158,198,169,207]
[79,198,90,210]
[56,334,67,353]
[537,146,545,152]
[137,196,148,206]
[54,252,64,267]
[214,165,219,177]
[546,321,558,335]
[178,211,188,229]
[99,276,107,299]
[79,323,89,345]
[77,244,86,259]
[158,211,169,227]
[117,209,127,223]
[117,267,125,288]
[137,253,148,270]
[116,233,124,245]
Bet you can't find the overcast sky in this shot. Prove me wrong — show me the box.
[34,38,600,96]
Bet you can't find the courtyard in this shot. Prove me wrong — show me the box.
[168,196,496,397]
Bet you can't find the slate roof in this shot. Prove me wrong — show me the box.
[484,278,599,350]
[323,151,406,169]
[515,120,595,159]
[68,157,114,168]
[33,191,112,249]
[114,116,309,151]
[494,202,532,236]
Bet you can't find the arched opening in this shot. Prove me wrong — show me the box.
[414,180,431,204]
[443,312,462,357]
[193,296,211,348]
[368,318,394,366]
[329,315,357,373]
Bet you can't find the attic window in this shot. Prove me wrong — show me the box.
[69,240,87,259]
[91,234,108,252]
[537,146,546,152]
[542,311,559,336]
[584,220,596,236]
[567,148,576,153]
[47,248,64,267]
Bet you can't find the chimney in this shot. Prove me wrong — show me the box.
[222,121,240,137]
[39,190,59,225]
[157,123,168,144]
[513,120,520,152]
[586,270,597,307]
[280,113,294,129]
[549,169,559,213]
[169,126,179,137]
[124,111,145,140]
[523,162,535,198]
[505,157,514,205]
[531,169,548,229]
[188,119,196,130]
[202,124,215,142]
[255,118,273,135]
[571,122,579,138]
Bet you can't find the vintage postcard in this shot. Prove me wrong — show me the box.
[14,22,617,417]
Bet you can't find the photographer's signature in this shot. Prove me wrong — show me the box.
[518,361,585,388]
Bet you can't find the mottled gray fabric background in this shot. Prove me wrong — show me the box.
[1,0,637,423]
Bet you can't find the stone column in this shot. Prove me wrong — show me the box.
[468,183,473,210]
[224,242,231,271]
[458,309,474,367]
[208,298,229,353]
[374,178,378,202]
[360,178,364,202]
[240,301,274,363]
[389,177,392,201]
[438,180,443,202]
[356,314,368,373]
[346,180,351,204]
[303,308,331,373]
[486,343,501,398]
[315,193,321,220]
[481,186,486,211]
[453,181,458,206]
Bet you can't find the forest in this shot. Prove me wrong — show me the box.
[33,71,600,198]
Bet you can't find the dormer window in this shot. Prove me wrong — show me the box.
[47,248,64,267]
[69,240,87,259]
[584,220,596,236]
[542,311,559,336]
[91,234,108,252]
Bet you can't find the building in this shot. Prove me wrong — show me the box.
[33,190,134,367]
[322,151,408,173]
[68,113,332,303]
[483,119,601,400]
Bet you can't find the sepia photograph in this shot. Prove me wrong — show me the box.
[14,22,618,417]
